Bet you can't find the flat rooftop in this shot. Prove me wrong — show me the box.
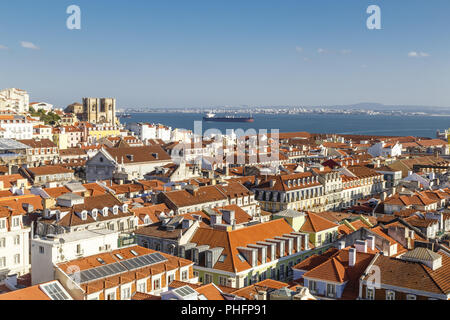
[33,229,119,244]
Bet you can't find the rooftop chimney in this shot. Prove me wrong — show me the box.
[349,248,356,267]
[367,235,375,251]
[222,209,235,225]
[355,240,367,253]
[182,219,194,229]
[5,274,18,290]
[210,213,222,226]
[256,291,267,301]
[302,233,309,250]
[338,241,346,250]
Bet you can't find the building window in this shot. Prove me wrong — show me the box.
[182,270,188,281]
[106,292,115,300]
[167,273,175,285]
[121,287,131,300]
[14,254,20,264]
[153,278,161,290]
[386,290,395,300]
[204,273,213,284]
[0,219,5,229]
[406,294,416,300]
[14,235,20,245]
[219,276,228,286]
[0,238,5,248]
[279,264,285,280]
[0,257,5,267]
[137,282,146,293]
[308,280,317,293]
[366,287,375,300]
[39,246,45,254]
[326,283,336,298]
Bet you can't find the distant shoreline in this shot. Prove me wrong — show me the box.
[119,110,450,117]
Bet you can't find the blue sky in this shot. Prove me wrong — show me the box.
[0,0,449,108]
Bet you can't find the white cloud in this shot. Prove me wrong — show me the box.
[21,41,39,50]
[0,45,8,50]
[317,48,326,54]
[295,46,303,53]
[340,49,352,55]
[408,51,429,58]
[303,57,310,62]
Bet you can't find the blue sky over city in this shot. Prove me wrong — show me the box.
[0,0,449,108]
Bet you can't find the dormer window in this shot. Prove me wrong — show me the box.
[13,217,20,227]
[91,209,98,220]
[112,206,119,215]
[81,210,88,221]
[0,219,5,230]
[122,204,128,213]
[102,207,108,217]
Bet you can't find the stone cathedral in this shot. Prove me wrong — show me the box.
[81,97,118,125]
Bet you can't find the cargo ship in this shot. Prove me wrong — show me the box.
[202,113,254,123]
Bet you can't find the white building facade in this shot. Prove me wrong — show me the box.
[0,88,30,114]
[30,229,120,285]
[0,213,31,283]
[0,116,34,140]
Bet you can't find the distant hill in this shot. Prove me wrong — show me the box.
[311,103,450,113]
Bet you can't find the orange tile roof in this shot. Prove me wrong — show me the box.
[0,281,63,300]
[300,212,339,233]
[190,219,296,273]
[230,279,289,300]
[130,203,171,225]
[196,283,226,300]
[303,248,376,299]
